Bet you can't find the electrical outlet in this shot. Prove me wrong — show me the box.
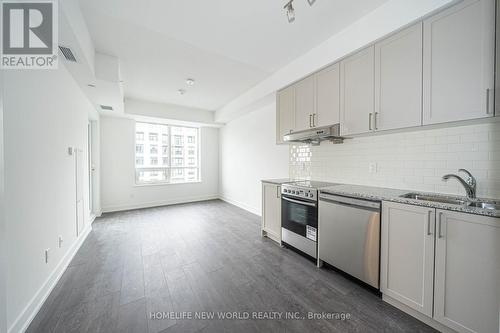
[45,249,50,263]
[58,236,63,248]
[369,162,378,174]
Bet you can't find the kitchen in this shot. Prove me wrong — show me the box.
[2,0,500,332]
[261,0,500,332]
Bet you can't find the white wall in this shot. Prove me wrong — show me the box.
[4,64,95,332]
[100,116,219,212]
[290,122,500,198]
[0,70,7,333]
[219,103,289,215]
[215,0,455,122]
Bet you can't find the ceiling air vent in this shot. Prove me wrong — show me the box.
[100,105,113,111]
[58,46,77,62]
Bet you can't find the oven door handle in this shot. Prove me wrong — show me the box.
[282,196,317,207]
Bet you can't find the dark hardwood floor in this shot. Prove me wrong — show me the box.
[27,200,436,333]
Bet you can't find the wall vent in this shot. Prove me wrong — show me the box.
[100,105,113,111]
[58,46,77,62]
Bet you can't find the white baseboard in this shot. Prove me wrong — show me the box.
[8,225,92,333]
[219,196,260,216]
[101,195,219,213]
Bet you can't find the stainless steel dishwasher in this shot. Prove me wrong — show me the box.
[318,193,381,289]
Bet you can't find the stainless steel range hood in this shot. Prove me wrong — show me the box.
[283,124,345,145]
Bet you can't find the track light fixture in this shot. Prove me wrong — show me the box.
[284,0,295,23]
[284,0,316,23]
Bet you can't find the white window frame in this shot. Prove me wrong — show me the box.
[134,121,201,185]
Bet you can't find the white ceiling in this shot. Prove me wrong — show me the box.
[79,0,389,111]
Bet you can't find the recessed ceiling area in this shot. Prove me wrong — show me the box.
[79,0,389,111]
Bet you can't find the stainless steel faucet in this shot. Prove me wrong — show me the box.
[442,169,477,200]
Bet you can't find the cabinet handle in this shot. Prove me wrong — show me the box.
[312,114,316,127]
[277,186,280,199]
[368,113,373,131]
[427,211,433,236]
[486,88,491,115]
[374,112,378,130]
[438,212,444,239]
[309,114,313,128]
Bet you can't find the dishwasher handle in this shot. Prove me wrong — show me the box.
[319,193,381,210]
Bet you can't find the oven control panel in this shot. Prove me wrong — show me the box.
[281,184,317,201]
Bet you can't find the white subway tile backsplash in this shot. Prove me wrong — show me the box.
[289,122,500,198]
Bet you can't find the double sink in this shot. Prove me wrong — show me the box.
[400,193,500,211]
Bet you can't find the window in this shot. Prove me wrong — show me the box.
[173,135,183,146]
[135,122,199,184]
[149,133,158,141]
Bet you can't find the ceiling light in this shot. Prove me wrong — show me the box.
[284,0,295,23]
[178,89,186,95]
[186,78,195,86]
[307,0,316,5]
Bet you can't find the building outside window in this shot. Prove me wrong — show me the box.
[135,122,199,184]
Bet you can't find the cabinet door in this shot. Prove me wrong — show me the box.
[294,75,315,131]
[276,86,295,144]
[340,46,375,136]
[434,210,500,333]
[375,23,422,131]
[262,183,281,243]
[381,202,435,317]
[423,0,495,125]
[315,63,340,127]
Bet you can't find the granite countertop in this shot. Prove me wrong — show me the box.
[261,179,296,185]
[320,184,500,218]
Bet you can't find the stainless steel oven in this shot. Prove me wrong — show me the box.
[281,183,320,259]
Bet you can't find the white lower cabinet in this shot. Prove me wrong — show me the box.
[381,202,500,333]
[381,202,435,317]
[261,183,281,243]
[434,210,500,333]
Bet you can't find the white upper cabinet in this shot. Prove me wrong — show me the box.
[315,63,340,127]
[340,46,375,136]
[381,202,435,317]
[375,23,423,131]
[434,210,499,333]
[294,75,316,131]
[423,0,495,125]
[276,85,295,144]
